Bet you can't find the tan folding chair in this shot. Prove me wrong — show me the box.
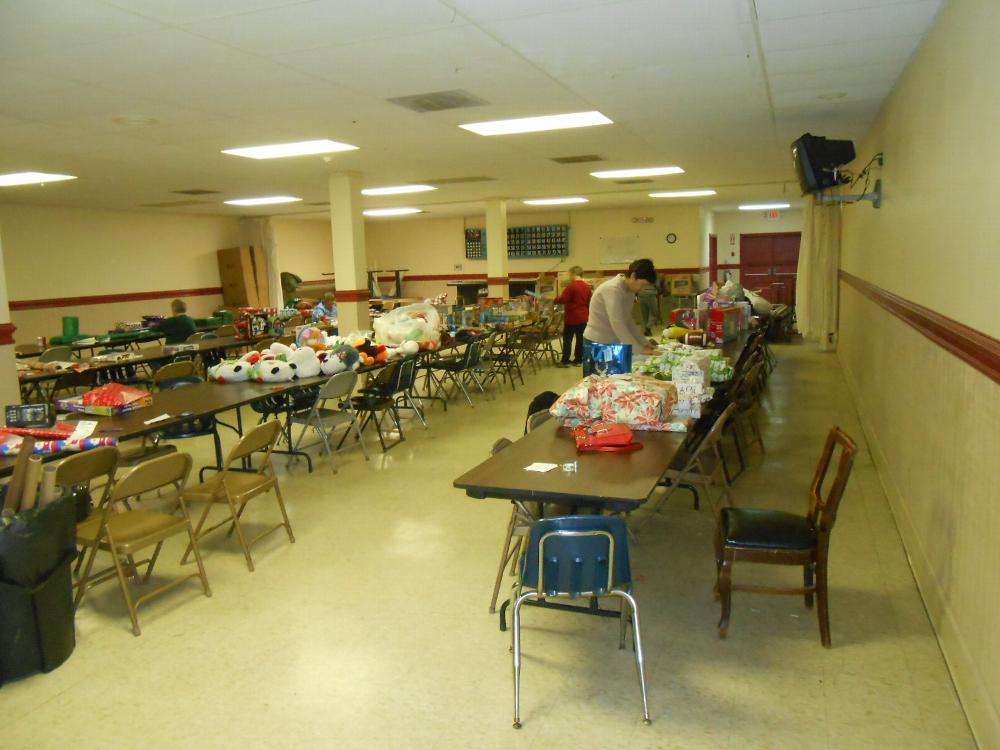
[214,324,237,337]
[73,452,211,636]
[55,446,119,578]
[151,360,196,386]
[653,403,736,515]
[181,421,295,572]
[39,345,73,362]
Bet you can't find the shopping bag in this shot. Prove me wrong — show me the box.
[571,422,643,453]
[583,343,632,376]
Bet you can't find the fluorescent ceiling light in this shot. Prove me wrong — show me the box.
[361,184,437,196]
[649,189,716,198]
[222,139,358,159]
[363,207,422,216]
[0,172,77,187]
[459,111,612,136]
[738,203,790,211]
[522,197,589,206]
[591,166,684,179]
[224,196,302,206]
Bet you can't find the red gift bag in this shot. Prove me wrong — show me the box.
[570,422,643,453]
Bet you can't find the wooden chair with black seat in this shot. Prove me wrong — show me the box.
[714,426,857,647]
[72,451,212,636]
[180,420,295,572]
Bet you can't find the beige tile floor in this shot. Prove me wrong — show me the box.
[2,342,977,749]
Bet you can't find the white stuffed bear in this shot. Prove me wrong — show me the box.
[269,341,296,361]
[208,359,251,383]
[251,359,296,383]
[289,347,321,378]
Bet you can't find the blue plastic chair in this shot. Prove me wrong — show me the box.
[510,515,651,729]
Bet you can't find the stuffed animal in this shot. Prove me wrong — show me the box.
[296,326,326,350]
[208,359,252,383]
[325,344,360,373]
[250,359,296,383]
[289,347,322,378]
[269,341,296,361]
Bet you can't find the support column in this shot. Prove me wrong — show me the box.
[328,172,370,333]
[485,199,509,298]
[0,224,21,405]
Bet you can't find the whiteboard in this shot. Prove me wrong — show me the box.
[599,235,640,265]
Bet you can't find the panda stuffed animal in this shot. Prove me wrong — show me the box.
[208,359,251,383]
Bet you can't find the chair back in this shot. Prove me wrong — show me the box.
[186,332,211,342]
[491,437,513,455]
[54,445,118,488]
[39,346,73,362]
[225,420,282,467]
[807,427,857,534]
[285,315,304,328]
[153,360,196,385]
[49,370,98,402]
[255,339,277,352]
[521,515,632,597]
[214,324,237,337]
[391,357,417,395]
[318,369,358,400]
[111,452,192,503]
[525,410,551,433]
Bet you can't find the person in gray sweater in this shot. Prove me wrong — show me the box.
[583,258,658,355]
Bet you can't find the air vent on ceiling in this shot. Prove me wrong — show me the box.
[422,176,495,185]
[139,199,210,208]
[550,154,605,164]
[614,178,654,184]
[172,188,220,195]
[387,89,489,113]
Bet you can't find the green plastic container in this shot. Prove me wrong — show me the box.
[62,317,79,338]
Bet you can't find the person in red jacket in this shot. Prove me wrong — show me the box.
[555,265,592,367]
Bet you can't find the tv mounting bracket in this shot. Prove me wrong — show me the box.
[816,179,881,208]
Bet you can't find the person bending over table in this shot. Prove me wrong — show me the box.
[583,258,658,360]
[312,292,337,321]
[153,299,197,344]
[555,265,592,368]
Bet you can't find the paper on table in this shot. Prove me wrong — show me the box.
[67,420,98,441]
[524,462,559,473]
[143,414,172,425]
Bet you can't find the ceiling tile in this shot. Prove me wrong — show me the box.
[755,0,941,22]
[182,0,461,56]
[0,0,163,60]
[766,34,925,74]
[759,0,942,51]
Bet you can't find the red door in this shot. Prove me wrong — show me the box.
[739,232,801,305]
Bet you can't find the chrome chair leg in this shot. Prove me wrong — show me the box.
[611,590,651,725]
[511,590,537,729]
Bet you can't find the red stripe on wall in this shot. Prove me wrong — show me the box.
[335,289,370,302]
[9,287,223,311]
[486,277,509,285]
[0,322,16,346]
[306,267,706,286]
[840,270,1000,386]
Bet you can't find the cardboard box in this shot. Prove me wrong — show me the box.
[669,275,694,296]
[56,394,153,417]
[218,246,270,307]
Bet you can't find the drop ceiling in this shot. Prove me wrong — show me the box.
[0,0,942,218]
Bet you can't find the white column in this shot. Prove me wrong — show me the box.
[0,223,21,405]
[485,199,509,298]
[328,172,370,333]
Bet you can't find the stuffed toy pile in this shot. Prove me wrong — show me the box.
[207,328,417,384]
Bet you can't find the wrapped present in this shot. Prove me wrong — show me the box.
[550,374,678,431]
[0,434,117,456]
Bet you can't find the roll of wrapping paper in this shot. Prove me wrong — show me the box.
[4,436,36,512]
[39,464,60,507]
[20,454,44,511]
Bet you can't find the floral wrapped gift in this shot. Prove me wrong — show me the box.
[550,374,684,431]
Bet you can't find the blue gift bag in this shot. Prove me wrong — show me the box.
[583,343,632,376]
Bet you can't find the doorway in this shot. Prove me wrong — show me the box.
[739,232,801,306]
[708,234,718,283]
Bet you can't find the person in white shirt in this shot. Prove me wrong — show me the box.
[583,258,658,356]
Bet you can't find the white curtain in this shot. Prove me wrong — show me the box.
[796,196,842,351]
[240,217,283,309]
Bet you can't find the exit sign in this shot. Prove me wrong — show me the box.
[764,209,782,220]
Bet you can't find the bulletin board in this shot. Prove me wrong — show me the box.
[599,235,640,265]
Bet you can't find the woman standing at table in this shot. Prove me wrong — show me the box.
[583,258,658,360]
[554,265,592,368]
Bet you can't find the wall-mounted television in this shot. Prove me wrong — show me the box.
[792,133,856,194]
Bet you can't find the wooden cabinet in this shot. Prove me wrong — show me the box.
[217,246,269,307]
